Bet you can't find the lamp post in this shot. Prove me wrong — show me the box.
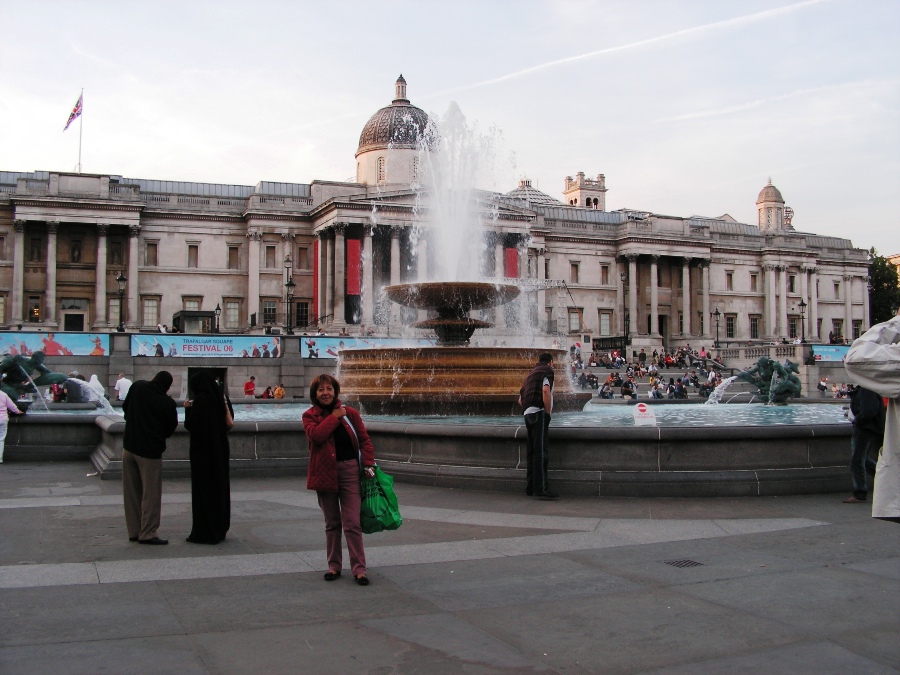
[798,298,807,343]
[285,277,296,335]
[284,254,293,333]
[214,303,221,334]
[116,272,127,331]
[713,308,721,348]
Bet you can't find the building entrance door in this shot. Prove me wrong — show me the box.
[62,312,85,332]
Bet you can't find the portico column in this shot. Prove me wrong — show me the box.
[650,254,660,336]
[843,274,853,340]
[616,260,625,335]
[494,238,506,328]
[324,232,334,325]
[417,230,428,322]
[681,257,691,336]
[317,232,327,322]
[361,225,374,328]
[778,266,788,338]
[93,224,108,327]
[627,254,638,337]
[332,224,346,326]
[537,248,547,330]
[800,266,810,340]
[810,267,820,341]
[12,221,25,322]
[46,222,59,325]
[247,229,261,327]
[701,260,711,338]
[765,264,777,338]
[389,226,401,326]
[862,276,870,332]
[127,225,141,328]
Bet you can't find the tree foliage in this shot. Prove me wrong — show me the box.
[868,248,900,324]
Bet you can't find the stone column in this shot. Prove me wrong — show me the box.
[12,221,25,323]
[247,229,261,327]
[93,224,108,327]
[799,266,810,340]
[701,260,711,338]
[862,276,870,332]
[417,230,429,322]
[537,248,547,330]
[810,267,820,341]
[627,254,638,337]
[389,226,401,326]
[46,222,59,326]
[332,225,346,326]
[127,225,141,328]
[765,264,777,338]
[616,260,625,335]
[681,257,691,337]
[843,274,853,340]
[361,225,374,328]
[324,232,334,325]
[778,265,788,339]
[649,254,660,336]
[317,232,328,322]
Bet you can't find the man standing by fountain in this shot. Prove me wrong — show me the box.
[122,371,179,545]
[519,353,559,500]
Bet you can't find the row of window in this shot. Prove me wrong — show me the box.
[145,243,312,270]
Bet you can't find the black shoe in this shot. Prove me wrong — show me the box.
[128,537,138,542]
[355,574,369,586]
[324,570,341,581]
[535,492,559,500]
[525,489,533,496]
[138,537,168,545]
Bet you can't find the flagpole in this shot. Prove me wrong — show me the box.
[77,88,83,173]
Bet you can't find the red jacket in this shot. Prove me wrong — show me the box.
[302,400,375,492]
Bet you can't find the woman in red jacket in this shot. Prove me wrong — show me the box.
[302,374,376,585]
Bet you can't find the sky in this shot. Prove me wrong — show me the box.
[2,0,898,254]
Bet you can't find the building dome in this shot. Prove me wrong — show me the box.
[506,179,562,205]
[756,178,784,205]
[356,75,429,157]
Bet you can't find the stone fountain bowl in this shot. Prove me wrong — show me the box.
[384,282,520,314]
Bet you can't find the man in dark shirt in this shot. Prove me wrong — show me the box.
[122,371,178,544]
[518,353,558,500]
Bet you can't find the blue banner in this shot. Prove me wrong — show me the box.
[811,344,850,362]
[0,332,109,357]
[131,335,283,358]
[301,336,436,358]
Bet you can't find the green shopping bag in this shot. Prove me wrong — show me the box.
[360,466,402,534]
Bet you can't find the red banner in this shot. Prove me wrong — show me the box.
[346,238,361,295]
[504,248,519,278]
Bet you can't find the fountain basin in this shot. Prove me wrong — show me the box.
[339,346,591,415]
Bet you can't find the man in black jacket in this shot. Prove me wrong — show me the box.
[122,371,178,544]
[519,353,558,500]
[843,385,886,504]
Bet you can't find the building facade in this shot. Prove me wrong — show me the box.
[0,77,871,349]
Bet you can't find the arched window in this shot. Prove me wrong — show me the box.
[377,156,386,182]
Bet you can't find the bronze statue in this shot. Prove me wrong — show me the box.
[0,352,67,400]
[735,356,802,404]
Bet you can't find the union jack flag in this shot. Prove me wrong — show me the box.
[63,93,83,131]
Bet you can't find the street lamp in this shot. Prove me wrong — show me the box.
[214,303,221,334]
[285,277,296,335]
[798,299,807,343]
[713,308,721,348]
[116,272,127,331]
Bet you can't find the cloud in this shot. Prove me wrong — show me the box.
[424,0,832,98]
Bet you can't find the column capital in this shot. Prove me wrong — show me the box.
[811,266,819,274]
[333,223,347,236]
[650,254,660,263]
[96,223,109,236]
[13,220,26,233]
[390,224,403,238]
[246,228,263,241]
[280,231,296,241]
[626,253,639,262]
[698,258,711,269]
[681,256,692,267]
[47,221,60,234]
[362,223,374,237]
[763,263,777,271]
[129,225,142,238]
[842,274,853,282]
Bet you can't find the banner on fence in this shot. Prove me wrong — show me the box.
[0,332,109,357]
[301,336,436,358]
[131,335,283,358]
[811,344,850,362]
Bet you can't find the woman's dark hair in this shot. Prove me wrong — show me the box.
[309,374,340,407]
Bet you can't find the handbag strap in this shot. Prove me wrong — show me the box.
[343,417,363,471]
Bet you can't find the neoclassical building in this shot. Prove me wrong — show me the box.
[0,77,871,349]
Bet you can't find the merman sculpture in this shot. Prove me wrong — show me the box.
[735,356,802,404]
[0,352,68,409]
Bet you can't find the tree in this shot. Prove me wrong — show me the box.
[868,248,900,324]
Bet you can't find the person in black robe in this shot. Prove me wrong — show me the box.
[184,371,234,544]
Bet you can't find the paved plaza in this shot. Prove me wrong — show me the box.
[0,461,897,674]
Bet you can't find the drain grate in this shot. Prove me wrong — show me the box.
[662,559,705,569]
